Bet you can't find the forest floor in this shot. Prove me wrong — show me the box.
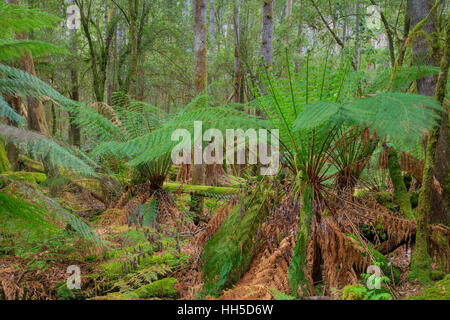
[0,175,449,301]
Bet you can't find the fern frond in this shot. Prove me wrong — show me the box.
[0,39,68,61]
[368,65,440,93]
[0,64,74,107]
[0,2,60,37]
[0,124,97,177]
[0,95,24,125]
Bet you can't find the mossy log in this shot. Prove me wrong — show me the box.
[163,182,240,197]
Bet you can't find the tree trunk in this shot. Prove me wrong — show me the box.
[388,147,412,217]
[128,0,139,99]
[191,0,208,217]
[408,0,448,283]
[69,27,81,147]
[284,0,293,45]
[261,0,274,68]
[234,0,244,104]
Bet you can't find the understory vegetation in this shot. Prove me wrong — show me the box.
[0,0,449,301]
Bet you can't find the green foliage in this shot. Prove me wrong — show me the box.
[132,278,178,299]
[0,125,97,177]
[294,93,443,153]
[201,186,271,297]
[0,2,60,38]
[0,39,67,62]
[289,184,314,297]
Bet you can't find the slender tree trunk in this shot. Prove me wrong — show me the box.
[285,0,293,45]
[69,27,81,147]
[234,0,244,104]
[260,0,274,98]
[191,0,208,217]
[354,1,360,70]
[261,0,274,69]
[128,0,139,100]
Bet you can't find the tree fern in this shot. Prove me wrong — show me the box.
[0,39,67,62]
[0,125,97,177]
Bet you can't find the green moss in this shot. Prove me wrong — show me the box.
[353,188,369,198]
[0,171,47,185]
[388,148,412,217]
[0,139,11,174]
[342,284,367,300]
[431,270,445,281]
[408,275,450,300]
[374,192,392,206]
[132,278,178,299]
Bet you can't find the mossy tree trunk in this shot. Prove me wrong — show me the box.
[409,1,449,283]
[0,138,11,174]
[388,147,412,217]
[127,0,139,100]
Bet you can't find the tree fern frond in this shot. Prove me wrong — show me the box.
[0,95,24,125]
[0,64,74,107]
[293,101,343,131]
[0,124,97,177]
[0,39,68,61]
[368,65,440,93]
[344,93,442,149]
[0,2,60,37]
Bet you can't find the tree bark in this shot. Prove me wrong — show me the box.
[128,0,139,99]
[191,0,208,217]
[261,0,274,68]
[234,0,244,104]
[408,0,448,225]
[409,0,448,283]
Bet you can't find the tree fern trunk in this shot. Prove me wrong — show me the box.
[388,147,412,218]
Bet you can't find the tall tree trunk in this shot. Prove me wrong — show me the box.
[408,0,447,283]
[261,0,274,69]
[69,27,81,147]
[234,0,244,104]
[128,0,139,100]
[260,0,274,98]
[354,1,360,71]
[191,0,208,218]
[284,0,293,45]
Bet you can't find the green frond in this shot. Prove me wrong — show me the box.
[368,66,441,93]
[293,101,343,131]
[0,39,68,61]
[18,183,103,247]
[344,93,442,150]
[0,95,24,125]
[0,124,97,177]
[0,2,61,38]
[0,64,74,107]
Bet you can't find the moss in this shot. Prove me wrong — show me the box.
[0,171,47,185]
[132,278,179,299]
[353,188,369,198]
[408,275,450,300]
[388,148,412,217]
[431,270,445,281]
[0,139,11,174]
[342,284,367,300]
[374,192,392,207]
